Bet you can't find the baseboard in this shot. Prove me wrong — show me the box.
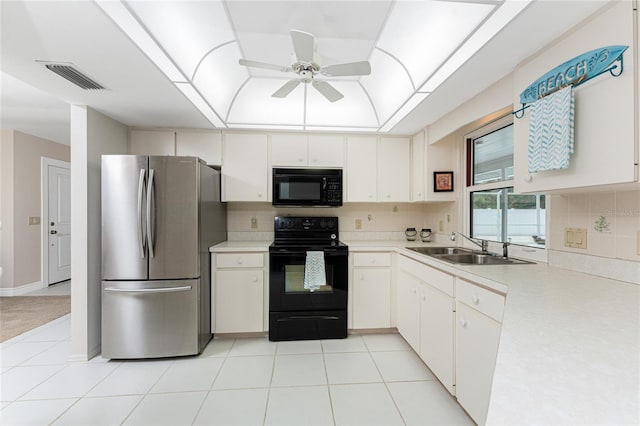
[0,281,44,296]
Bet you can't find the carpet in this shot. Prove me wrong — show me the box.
[0,296,71,342]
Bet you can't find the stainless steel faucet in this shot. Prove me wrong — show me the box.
[450,232,489,253]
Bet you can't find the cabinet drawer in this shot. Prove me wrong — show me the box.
[216,253,264,268]
[398,256,454,296]
[353,252,392,267]
[456,278,505,322]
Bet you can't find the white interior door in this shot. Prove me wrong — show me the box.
[48,164,71,284]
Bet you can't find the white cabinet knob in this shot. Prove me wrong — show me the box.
[472,295,480,305]
[237,258,243,264]
[252,276,258,282]
[412,288,417,294]
[385,193,390,198]
[417,192,422,197]
[257,192,263,198]
[523,175,532,183]
[368,194,373,199]
[370,258,376,264]
[360,275,364,281]
[459,319,468,328]
[421,295,426,302]
[298,158,304,163]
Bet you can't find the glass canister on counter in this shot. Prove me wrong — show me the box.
[405,227,417,241]
[420,228,432,242]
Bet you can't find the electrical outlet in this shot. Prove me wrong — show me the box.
[28,216,41,225]
[250,216,258,229]
[355,219,362,230]
[446,214,451,223]
[564,227,587,249]
[392,205,398,213]
[367,214,372,222]
[438,220,444,232]
[637,231,640,256]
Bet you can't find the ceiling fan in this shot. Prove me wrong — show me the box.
[239,29,371,102]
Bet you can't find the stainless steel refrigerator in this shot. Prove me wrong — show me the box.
[101,155,226,359]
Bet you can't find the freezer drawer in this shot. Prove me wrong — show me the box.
[102,279,200,359]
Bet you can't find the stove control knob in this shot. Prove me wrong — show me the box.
[327,219,336,229]
[319,219,327,229]
[287,221,293,228]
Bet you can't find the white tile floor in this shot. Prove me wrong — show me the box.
[0,316,473,425]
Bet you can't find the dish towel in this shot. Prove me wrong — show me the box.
[528,85,575,172]
[304,251,326,292]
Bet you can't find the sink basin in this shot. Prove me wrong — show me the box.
[406,246,534,265]
[407,247,472,255]
[438,253,533,265]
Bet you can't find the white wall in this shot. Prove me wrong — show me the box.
[70,106,127,361]
[0,129,70,294]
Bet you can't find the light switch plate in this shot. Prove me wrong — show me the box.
[564,227,587,249]
[637,231,640,256]
[250,216,258,229]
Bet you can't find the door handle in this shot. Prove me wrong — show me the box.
[50,230,58,234]
[137,168,146,259]
[146,168,155,258]
[104,285,192,294]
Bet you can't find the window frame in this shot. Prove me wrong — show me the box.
[463,115,548,253]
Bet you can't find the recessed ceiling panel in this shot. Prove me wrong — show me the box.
[227,77,304,125]
[193,43,248,118]
[377,1,494,87]
[359,49,414,125]
[127,0,235,80]
[306,81,378,128]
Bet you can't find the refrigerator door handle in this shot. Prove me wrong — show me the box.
[137,169,146,258]
[146,168,155,258]
[104,285,192,294]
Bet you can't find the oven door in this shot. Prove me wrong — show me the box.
[269,248,348,312]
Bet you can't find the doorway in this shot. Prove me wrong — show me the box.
[41,157,71,287]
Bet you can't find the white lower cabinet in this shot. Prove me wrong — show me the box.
[212,252,265,333]
[396,269,421,351]
[397,255,455,393]
[352,252,392,329]
[419,282,454,394]
[455,278,504,425]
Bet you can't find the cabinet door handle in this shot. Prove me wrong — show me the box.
[472,295,480,305]
[459,319,468,328]
[421,295,426,302]
[412,288,417,294]
[370,258,376,264]
[237,258,243,264]
[252,276,258,283]
[360,275,364,281]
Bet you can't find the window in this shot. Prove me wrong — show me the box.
[467,119,545,247]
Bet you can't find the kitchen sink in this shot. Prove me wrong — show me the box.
[406,246,534,265]
[407,247,472,255]
[438,253,533,265]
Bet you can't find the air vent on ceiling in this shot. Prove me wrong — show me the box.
[39,61,105,90]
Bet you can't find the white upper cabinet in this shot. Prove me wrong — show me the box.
[270,133,344,167]
[129,130,175,155]
[411,131,426,201]
[378,137,410,202]
[270,133,307,166]
[222,133,269,202]
[176,131,222,165]
[513,1,637,193]
[307,134,345,167]
[346,136,378,202]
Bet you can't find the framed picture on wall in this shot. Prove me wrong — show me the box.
[434,171,454,192]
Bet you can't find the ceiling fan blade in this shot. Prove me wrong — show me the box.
[272,79,301,98]
[290,29,314,63]
[321,61,371,77]
[312,80,344,103]
[239,59,292,73]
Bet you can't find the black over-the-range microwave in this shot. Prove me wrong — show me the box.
[272,168,343,207]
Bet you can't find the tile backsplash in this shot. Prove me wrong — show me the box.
[226,202,457,241]
[549,190,640,262]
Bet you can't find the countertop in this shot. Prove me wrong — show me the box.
[210,239,640,424]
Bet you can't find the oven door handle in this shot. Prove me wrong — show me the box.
[277,316,341,321]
